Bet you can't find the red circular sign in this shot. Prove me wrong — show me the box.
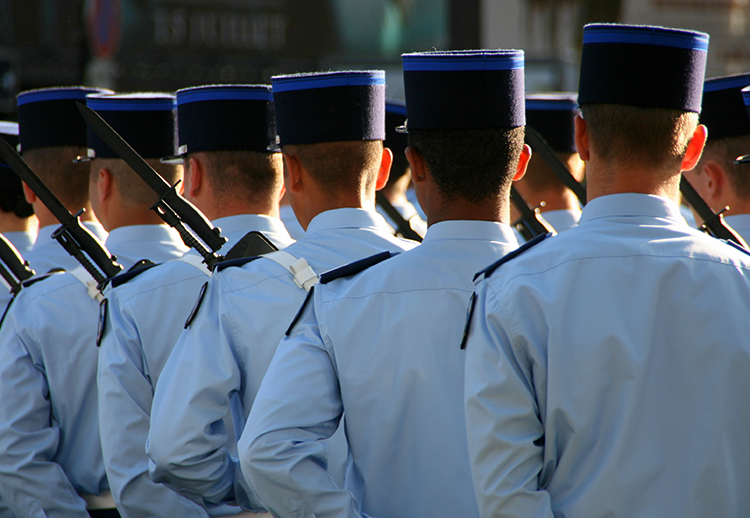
[87,0,122,58]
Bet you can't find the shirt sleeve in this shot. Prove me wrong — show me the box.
[147,276,261,511]
[97,290,210,518]
[463,281,554,518]
[240,294,366,518]
[0,295,90,518]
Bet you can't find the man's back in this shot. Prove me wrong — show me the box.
[465,193,750,517]
[246,221,517,517]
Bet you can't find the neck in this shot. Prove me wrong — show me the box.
[585,158,681,204]
[424,184,509,227]
[380,173,412,207]
[103,205,165,232]
[516,186,581,213]
[35,200,98,229]
[0,214,38,234]
[201,199,280,222]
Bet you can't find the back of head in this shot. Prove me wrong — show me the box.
[175,84,283,206]
[696,74,750,199]
[401,50,526,204]
[17,86,112,209]
[524,93,584,192]
[84,92,180,207]
[578,24,708,173]
[271,70,386,196]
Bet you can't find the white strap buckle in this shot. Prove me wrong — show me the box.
[263,251,319,291]
[69,266,104,302]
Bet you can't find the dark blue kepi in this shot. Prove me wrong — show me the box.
[401,50,525,131]
[271,71,386,146]
[578,24,709,112]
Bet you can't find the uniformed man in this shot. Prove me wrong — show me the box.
[375,99,426,239]
[16,87,111,274]
[0,122,37,254]
[512,93,585,232]
[0,92,189,518]
[96,84,293,518]
[147,70,418,512]
[464,24,750,517]
[682,73,750,240]
[241,49,529,518]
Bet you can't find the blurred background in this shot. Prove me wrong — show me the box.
[0,0,748,118]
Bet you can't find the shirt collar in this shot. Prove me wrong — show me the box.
[212,214,293,249]
[422,220,518,246]
[579,193,685,226]
[306,208,392,235]
[104,224,185,249]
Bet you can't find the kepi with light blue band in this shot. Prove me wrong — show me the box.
[525,93,579,153]
[271,70,386,146]
[162,84,278,163]
[80,92,177,161]
[17,86,113,153]
[401,50,525,131]
[736,85,750,164]
[578,24,709,113]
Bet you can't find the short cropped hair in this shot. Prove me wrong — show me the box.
[700,134,750,199]
[91,158,182,206]
[189,150,282,205]
[407,127,525,204]
[282,140,383,196]
[22,146,90,209]
[581,104,698,170]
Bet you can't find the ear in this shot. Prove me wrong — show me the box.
[282,151,304,194]
[375,147,393,191]
[680,124,707,173]
[699,159,726,203]
[405,146,427,185]
[574,114,590,162]
[97,167,113,203]
[22,182,36,204]
[186,157,203,199]
[513,143,532,181]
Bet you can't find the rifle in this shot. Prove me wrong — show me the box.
[510,185,557,241]
[0,234,35,296]
[77,102,277,267]
[680,176,749,250]
[525,125,587,206]
[376,192,424,242]
[0,139,123,290]
[78,102,228,267]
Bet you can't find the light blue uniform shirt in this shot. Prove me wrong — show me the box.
[148,208,418,511]
[539,208,580,232]
[3,230,36,254]
[279,204,305,240]
[464,194,750,518]
[97,215,292,518]
[24,222,108,275]
[242,221,518,518]
[0,224,187,518]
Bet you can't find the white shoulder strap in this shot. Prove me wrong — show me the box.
[177,253,211,277]
[262,251,319,291]
[69,266,104,302]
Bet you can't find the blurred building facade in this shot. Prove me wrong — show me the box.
[0,0,748,118]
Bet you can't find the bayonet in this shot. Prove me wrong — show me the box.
[376,192,424,242]
[511,185,557,241]
[680,176,749,249]
[525,125,587,206]
[0,234,34,296]
[77,102,227,267]
[0,138,122,289]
